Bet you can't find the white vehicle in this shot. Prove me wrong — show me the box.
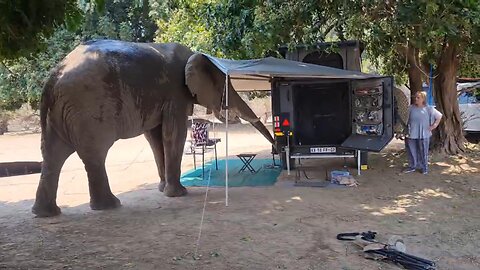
[458,81,480,143]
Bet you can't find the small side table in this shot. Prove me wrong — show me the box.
[237,153,257,173]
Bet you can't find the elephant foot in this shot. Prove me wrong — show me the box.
[32,201,61,218]
[164,184,187,197]
[159,181,166,192]
[90,194,122,210]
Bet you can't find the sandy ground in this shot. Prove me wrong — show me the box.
[0,124,479,270]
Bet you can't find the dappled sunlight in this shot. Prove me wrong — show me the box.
[416,188,452,199]
[376,143,409,170]
[363,188,454,218]
[259,196,303,215]
[285,196,303,203]
[361,205,374,210]
[58,200,88,208]
[208,201,223,205]
[435,154,480,175]
[395,197,415,207]
[370,207,407,216]
[259,210,271,215]
[436,160,479,175]
[377,144,480,177]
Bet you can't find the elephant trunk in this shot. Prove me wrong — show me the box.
[228,88,275,146]
[250,120,276,145]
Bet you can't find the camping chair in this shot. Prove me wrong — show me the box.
[189,121,221,176]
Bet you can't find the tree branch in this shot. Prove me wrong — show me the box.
[322,23,337,39]
[0,61,19,79]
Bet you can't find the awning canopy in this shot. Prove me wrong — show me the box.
[203,54,384,91]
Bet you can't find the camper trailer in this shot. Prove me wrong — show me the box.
[197,44,395,172]
[271,76,394,170]
[274,41,394,169]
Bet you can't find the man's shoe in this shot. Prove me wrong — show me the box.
[422,170,428,175]
[403,168,416,173]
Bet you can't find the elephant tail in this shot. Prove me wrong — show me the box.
[40,71,58,137]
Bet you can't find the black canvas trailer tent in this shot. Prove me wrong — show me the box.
[202,55,394,173]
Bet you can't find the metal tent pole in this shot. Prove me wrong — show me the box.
[286,134,290,175]
[357,150,361,176]
[225,74,229,206]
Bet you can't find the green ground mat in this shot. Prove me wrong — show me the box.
[181,158,281,187]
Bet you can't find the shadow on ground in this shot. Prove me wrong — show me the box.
[0,147,479,270]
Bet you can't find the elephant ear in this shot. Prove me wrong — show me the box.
[185,53,275,145]
[185,53,223,109]
[185,53,204,98]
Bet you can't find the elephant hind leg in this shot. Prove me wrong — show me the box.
[76,140,121,211]
[145,125,166,192]
[32,127,74,217]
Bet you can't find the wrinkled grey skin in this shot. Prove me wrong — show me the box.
[32,40,274,217]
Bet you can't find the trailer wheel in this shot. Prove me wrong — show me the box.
[280,152,296,170]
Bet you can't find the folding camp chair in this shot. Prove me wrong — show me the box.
[189,121,221,176]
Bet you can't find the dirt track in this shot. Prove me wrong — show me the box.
[1,125,479,270]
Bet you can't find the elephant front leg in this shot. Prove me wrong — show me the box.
[161,113,188,197]
[145,125,166,192]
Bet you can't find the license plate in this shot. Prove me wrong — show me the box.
[310,147,336,153]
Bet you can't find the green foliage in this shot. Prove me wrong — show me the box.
[0,0,157,111]
[0,29,79,111]
[204,0,258,58]
[155,6,218,54]
[241,0,345,58]
[459,53,480,78]
[2,0,479,112]
[152,0,478,84]
[82,0,157,42]
[0,0,105,60]
[152,0,346,59]
[344,0,480,79]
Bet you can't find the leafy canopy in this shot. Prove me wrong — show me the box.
[0,0,105,60]
[0,0,157,111]
[345,0,480,78]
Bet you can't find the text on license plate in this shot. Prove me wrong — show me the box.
[310,147,336,153]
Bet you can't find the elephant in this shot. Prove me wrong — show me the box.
[32,40,274,217]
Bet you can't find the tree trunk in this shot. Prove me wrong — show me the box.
[405,45,424,101]
[432,42,465,154]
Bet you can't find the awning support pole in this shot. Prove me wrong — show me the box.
[357,150,361,176]
[225,74,229,206]
[286,134,290,175]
